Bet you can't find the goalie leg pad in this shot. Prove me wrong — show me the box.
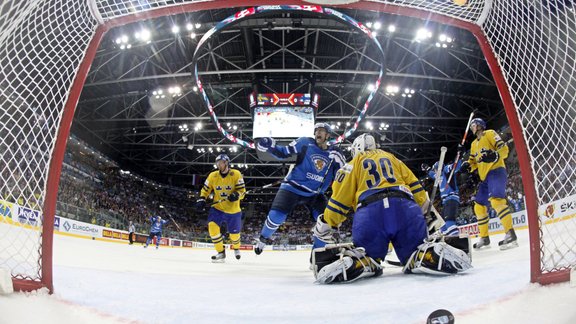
[403,241,472,275]
[314,245,382,284]
[444,235,471,260]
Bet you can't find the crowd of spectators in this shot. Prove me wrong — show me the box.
[0,131,535,246]
[50,136,537,246]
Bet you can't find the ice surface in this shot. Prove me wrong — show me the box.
[0,227,575,324]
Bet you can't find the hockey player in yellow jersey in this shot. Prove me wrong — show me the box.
[195,154,246,262]
[312,134,471,284]
[459,118,517,250]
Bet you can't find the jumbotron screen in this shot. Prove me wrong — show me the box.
[251,93,319,138]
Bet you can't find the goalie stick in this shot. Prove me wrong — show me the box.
[444,112,475,189]
[426,146,448,238]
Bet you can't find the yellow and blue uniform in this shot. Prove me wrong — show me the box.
[323,149,428,263]
[200,169,246,252]
[467,129,511,238]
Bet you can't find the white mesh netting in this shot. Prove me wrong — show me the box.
[1,0,574,287]
[0,1,98,283]
[480,1,576,278]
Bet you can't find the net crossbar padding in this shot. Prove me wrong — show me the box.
[1,0,574,292]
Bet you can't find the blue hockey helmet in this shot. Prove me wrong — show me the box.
[470,118,486,129]
[215,154,230,164]
[314,122,332,133]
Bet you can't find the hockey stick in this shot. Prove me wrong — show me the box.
[425,146,447,238]
[444,112,475,189]
[209,178,284,207]
[159,205,185,236]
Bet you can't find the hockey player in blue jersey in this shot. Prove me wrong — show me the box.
[421,159,463,236]
[254,122,346,254]
[311,134,472,284]
[144,215,170,249]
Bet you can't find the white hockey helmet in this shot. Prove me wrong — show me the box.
[351,133,377,157]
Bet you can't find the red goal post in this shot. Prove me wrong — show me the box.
[0,0,574,293]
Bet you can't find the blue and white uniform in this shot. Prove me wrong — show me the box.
[258,136,345,244]
[428,160,462,236]
[145,216,169,248]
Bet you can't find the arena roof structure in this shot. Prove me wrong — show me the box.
[72,7,506,189]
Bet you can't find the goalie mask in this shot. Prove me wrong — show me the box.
[351,133,377,157]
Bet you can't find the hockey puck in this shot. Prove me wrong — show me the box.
[426,309,454,324]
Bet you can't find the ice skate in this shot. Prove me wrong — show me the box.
[234,249,241,260]
[499,229,519,250]
[254,236,270,255]
[211,250,226,263]
[473,236,491,250]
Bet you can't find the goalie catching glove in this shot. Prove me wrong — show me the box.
[313,215,336,244]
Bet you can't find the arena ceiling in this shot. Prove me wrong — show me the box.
[72,6,507,190]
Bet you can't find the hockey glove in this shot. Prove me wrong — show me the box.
[421,163,431,172]
[194,198,206,211]
[257,137,276,152]
[313,215,336,244]
[227,192,240,202]
[328,150,346,169]
[457,144,467,155]
[479,148,499,163]
[460,161,471,174]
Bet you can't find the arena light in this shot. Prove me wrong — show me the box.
[195,23,201,29]
[388,25,396,32]
[367,83,376,92]
[140,29,151,41]
[365,121,373,130]
[196,122,203,130]
[385,85,400,95]
[373,22,382,30]
[190,33,197,39]
[171,25,180,33]
[415,28,432,42]
[186,23,193,31]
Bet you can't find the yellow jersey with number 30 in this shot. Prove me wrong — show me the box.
[323,149,427,227]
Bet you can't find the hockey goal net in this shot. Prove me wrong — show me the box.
[0,0,574,291]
